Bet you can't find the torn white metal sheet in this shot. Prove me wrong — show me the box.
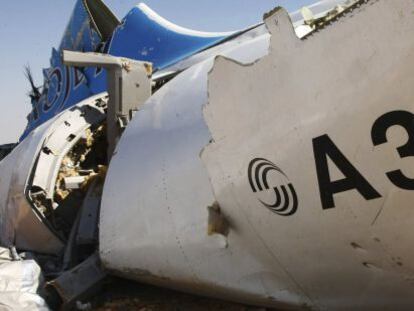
[202,0,414,309]
[0,247,49,311]
[99,10,309,309]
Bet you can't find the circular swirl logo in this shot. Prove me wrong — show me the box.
[248,158,298,216]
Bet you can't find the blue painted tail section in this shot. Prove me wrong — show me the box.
[21,1,236,141]
[21,0,103,140]
[110,4,233,70]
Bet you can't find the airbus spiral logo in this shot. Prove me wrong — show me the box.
[248,158,298,216]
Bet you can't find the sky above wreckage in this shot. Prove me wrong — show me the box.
[0,0,316,144]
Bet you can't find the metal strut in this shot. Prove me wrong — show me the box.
[63,50,153,158]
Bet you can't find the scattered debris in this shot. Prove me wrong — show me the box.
[300,0,358,30]
[45,254,107,310]
[64,176,88,190]
[0,247,50,311]
[90,278,273,311]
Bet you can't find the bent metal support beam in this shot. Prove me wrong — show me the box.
[63,51,152,157]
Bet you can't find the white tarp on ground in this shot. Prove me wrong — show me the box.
[0,247,49,311]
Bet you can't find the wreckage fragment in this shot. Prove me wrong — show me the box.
[0,93,108,255]
[203,0,414,309]
[0,247,49,311]
[5,0,414,309]
[29,96,108,241]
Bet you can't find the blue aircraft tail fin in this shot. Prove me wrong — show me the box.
[21,1,235,141]
[108,3,235,70]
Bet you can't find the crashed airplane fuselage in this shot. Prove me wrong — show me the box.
[1,0,414,309]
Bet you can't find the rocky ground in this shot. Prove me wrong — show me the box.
[90,278,273,311]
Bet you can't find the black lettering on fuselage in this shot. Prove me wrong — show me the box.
[313,134,381,209]
[372,110,414,190]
